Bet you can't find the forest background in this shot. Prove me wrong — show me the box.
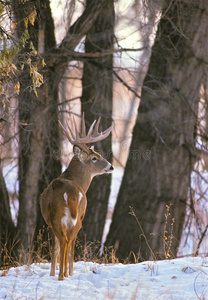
[1,0,208,267]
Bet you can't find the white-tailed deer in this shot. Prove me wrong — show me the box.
[39,114,114,280]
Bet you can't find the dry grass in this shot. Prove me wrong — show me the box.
[1,205,178,271]
[0,227,51,270]
[0,228,121,272]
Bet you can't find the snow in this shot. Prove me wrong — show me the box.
[1,257,208,299]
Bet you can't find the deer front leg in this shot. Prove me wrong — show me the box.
[58,236,67,280]
[50,229,59,277]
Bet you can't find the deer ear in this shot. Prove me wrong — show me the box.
[73,145,87,164]
[73,145,82,156]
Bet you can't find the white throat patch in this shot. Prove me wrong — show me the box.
[64,192,68,203]
[78,191,83,203]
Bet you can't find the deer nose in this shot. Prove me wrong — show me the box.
[110,165,114,171]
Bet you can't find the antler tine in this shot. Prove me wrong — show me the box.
[91,125,112,142]
[66,121,76,142]
[58,120,76,144]
[81,113,86,138]
[59,114,112,145]
[86,119,97,139]
[73,116,80,141]
[85,117,112,143]
[92,116,101,137]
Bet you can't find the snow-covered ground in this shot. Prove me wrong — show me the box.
[1,256,208,299]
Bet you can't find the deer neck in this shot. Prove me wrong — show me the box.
[60,156,92,193]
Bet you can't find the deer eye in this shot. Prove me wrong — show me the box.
[92,156,97,162]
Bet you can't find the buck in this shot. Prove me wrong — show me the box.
[39,114,114,280]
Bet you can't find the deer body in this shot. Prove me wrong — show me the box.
[39,116,113,280]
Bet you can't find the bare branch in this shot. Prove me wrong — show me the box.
[45,47,148,60]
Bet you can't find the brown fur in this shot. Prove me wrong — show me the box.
[39,145,113,280]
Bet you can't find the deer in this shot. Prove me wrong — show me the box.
[39,114,114,280]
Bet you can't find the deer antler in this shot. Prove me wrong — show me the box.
[59,113,112,145]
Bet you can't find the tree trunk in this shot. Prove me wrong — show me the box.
[0,163,15,266]
[106,0,208,261]
[34,75,63,252]
[34,0,104,242]
[78,0,114,247]
[12,0,106,253]
[13,0,61,253]
[18,91,45,251]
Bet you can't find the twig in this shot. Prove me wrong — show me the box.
[195,223,208,256]
[129,206,156,260]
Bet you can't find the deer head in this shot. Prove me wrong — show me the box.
[59,114,113,190]
[40,113,113,280]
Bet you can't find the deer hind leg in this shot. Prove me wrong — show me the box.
[64,241,70,277]
[58,233,68,281]
[69,238,76,276]
[52,221,68,280]
[50,228,59,277]
[64,236,75,277]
